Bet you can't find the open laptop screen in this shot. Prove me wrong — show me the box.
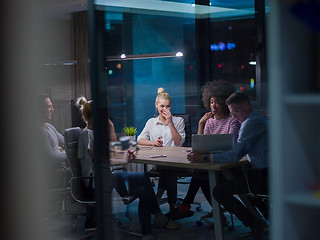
[191,134,234,153]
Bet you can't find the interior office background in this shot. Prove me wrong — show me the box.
[11,0,267,136]
[2,0,320,239]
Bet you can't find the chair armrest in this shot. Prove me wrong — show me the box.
[71,176,95,180]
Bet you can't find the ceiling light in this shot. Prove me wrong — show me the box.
[176,52,183,57]
[107,52,184,61]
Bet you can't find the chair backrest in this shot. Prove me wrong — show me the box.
[63,127,82,178]
[64,127,92,201]
[173,113,192,147]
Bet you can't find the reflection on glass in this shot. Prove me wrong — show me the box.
[99,0,261,136]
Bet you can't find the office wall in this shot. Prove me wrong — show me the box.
[132,14,186,134]
[41,16,74,132]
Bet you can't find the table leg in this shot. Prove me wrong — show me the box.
[208,170,224,240]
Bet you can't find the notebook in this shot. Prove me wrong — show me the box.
[191,134,234,153]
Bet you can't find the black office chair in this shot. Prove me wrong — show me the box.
[64,127,141,237]
[63,127,93,233]
[239,167,270,239]
[173,113,192,147]
[42,162,74,224]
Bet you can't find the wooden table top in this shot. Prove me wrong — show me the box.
[132,146,248,171]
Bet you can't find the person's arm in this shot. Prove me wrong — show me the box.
[48,123,65,149]
[56,131,65,148]
[214,118,266,163]
[197,112,213,135]
[137,119,163,147]
[40,127,67,167]
[163,109,184,146]
[138,137,163,147]
[229,119,241,144]
[108,119,117,142]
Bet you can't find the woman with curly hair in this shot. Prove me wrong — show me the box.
[169,80,241,221]
[198,80,239,136]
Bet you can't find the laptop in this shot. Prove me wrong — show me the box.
[191,134,234,153]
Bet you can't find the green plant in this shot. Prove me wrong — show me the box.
[123,126,137,136]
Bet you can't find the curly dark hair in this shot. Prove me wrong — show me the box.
[201,80,235,114]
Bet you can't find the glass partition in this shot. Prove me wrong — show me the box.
[89,0,268,238]
[93,0,263,135]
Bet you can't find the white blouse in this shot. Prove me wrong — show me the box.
[77,127,94,187]
[137,116,185,146]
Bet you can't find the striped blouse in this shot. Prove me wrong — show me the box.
[203,115,240,144]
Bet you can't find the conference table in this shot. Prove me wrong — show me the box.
[131,146,249,240]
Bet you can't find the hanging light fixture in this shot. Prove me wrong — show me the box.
[107,52,183,61]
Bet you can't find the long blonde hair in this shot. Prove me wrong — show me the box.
[155,87,171,104]
[76,96,92,123]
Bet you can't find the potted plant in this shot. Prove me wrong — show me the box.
[123,126,137,141]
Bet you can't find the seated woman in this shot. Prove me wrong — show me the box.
[170,81,241,220]
[137,88,186,212]
[76,97,181,240]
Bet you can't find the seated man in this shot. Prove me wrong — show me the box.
[39,94,70,188]
[188,91,268,240]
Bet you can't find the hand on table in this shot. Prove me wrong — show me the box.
[153,136,163,147]
[124,149,137,162]
[187,151,208,163]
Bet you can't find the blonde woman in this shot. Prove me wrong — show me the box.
[137,87,185,147]
[137,88,186,212]
[76,97,181,239]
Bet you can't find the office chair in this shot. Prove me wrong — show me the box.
[239,167,270,239]
[63,127,92,233]
[64,127,141,237]
[42,164,74,224]
[243,167,270,220]
[173,113,192,148]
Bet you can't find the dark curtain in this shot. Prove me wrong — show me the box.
[72,11,91,99]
